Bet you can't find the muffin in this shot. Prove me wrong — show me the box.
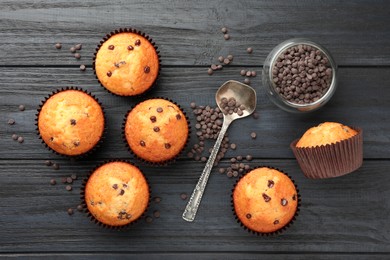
[233,167,299,234]
[37,88,104,156]
[291,122,363,179]
[124,98,189,164]
[94,29,160,96]
[83,161,149,227]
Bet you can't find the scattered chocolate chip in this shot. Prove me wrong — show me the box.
[61,177,67,184]
[246,213,252,219]
[207,68,213,75]
[165,143,171,149]
[55,43,62,49]
[66,185,72,191]
[119,189,125,195]
[70,119,76,125]
[45,160,52,166]
[74,53,81,59]
[17,136,24,143]
[262,193,271,202]
[140,140,146,146]
[227,54,233,61]
[127,45,134,50]
[108,45,115,50]
[274,220,279,225]
[156,107,163,113]
[18,105,25,111]
[77,205,83,212]
[53,163,60,170]
[244,78,250,84]
[107,71,112,77]
[250,132,257,139]
[218,56,224,62]
[292,194,297,201]
[135,39,141,46]
[219,168,225,174]
[67,208,74,215]
[247,47,253,54]
[154,197,161,203]
[75,44,82,50]
[71,174,77,180]
[80,64,86,71]
[221,27,228,33]
[12,134,18,140]
[201,156,207,162]
[153,210,160,218]
[223,58,230,65]
[232,171,239,177]
[268,180,274,188]
[145,216,153,223]
[66,177,73,184]
[190,102,196,109]
[224,34,230,40]
[251,71,257,77]
[144,66,150,73]
[230,143,236,150]
[245,155,252,161]
[180,193,188,200]
[153,126,160,132]
[50,179,56,185]
[70,47,76,53]
[8,119,15,125]
[252,112,259,119]
[240,70,246,76]
[227,171,233,178]
[281,198,288,206]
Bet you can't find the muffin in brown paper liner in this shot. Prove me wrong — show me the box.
[290,127,363,179]
[122,97,191,166]
[80,160,151,230]
[35,87,106,159]
[231,166,301,236]
[93,28,161,97]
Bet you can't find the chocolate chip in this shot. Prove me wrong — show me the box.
[67,208,74,215]
[61,177,67,184]
[77,205,83,212]
[17,136,24,143]
[218,56,224,62]
[292,194,297,201]
[45,160,52,166]
[127,45,134,50]
[223,58,230,65]
[224,34,230,40]
[126,213,132,219]
[153,126,160,132]
[12,134,18,140]
[8,119,15,125]
[149,116,157,123]
[144,66,150,73]
[18,105,25,111]
[190,102,196,109]
[227,171,233,178]
[74,53,81,59]
[244,78,250,84]
[140,140,146,147]
[230,143,236,150]
[145,216,153,223]
[112,184,118,190]
[156,107,163,113]
[119,189,125,195]
[66,185,72,191]
[176,114,182,120]
[70,119,76,125]
[247,47,253,54]
[250,132,257,139]
[219,168,225,174]
[262,193,271,202]
[251,71,257,77]
[232,171,239,177]
[268,180,274,188]
[154,197,161,203]
[75,44,82,50]
[236,155,243,161]
[240,70,246,76]
[201,156,207,162]
[108,45,115,50]
[153,210,160,218]
[66,177,73,184]
[245,155,252,161]
[252,112,259,119]
[274,220,279,225]
[165,143,171,149]
[221,27,228,33]
[227,54,233,61]
[80,64,86,71]
[180,193,188,200]
[281,198,288,206]
[107,71,112,77]
[53,163,59,170]
[55,43,62,49]
[50,179,56,185]
[70,47,76,53]
[71,174,77,180]
[246,213,252,219]
[207,68,213,75]
[135,39,141,46]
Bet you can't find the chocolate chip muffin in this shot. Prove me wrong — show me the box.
[94,29,160,96]
[291,122,363,178]
[124,98,189,164]
[37,89,104,156]
[83,161,149,227]
[233,167,299,234]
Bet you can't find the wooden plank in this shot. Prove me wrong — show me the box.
[0,0,390,66]
[0,67,389,159]
[0,159,389,253]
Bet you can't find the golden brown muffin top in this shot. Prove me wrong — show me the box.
[296,122,357,148]
[125,99,189,163]
[233,167,298,233]
[85,162,149,227]
[38,89,104,156]
[95,32,159,96]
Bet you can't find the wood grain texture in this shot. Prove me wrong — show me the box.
[0,159,389,253]
[0,67,389,160]
[0,0,390,66]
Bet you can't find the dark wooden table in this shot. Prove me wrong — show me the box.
[1,1,389,259]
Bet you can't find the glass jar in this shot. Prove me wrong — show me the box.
[262,38,338,113]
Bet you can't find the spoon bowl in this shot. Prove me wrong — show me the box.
[182,80,257,222]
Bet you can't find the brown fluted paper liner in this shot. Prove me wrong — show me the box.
[290,127,363,179]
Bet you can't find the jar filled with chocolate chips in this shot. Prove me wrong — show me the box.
[262,38,337,113]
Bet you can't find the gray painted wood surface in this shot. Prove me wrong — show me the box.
[0,0,389,259]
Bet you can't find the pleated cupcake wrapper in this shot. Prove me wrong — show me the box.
[231,166,301,236]
[80,160,151,230]
[290,127,363,179]
[122,97,191,166]
[92,28,161,97]
[35,87,107,159]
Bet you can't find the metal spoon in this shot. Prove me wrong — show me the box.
[182,80,257,222]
